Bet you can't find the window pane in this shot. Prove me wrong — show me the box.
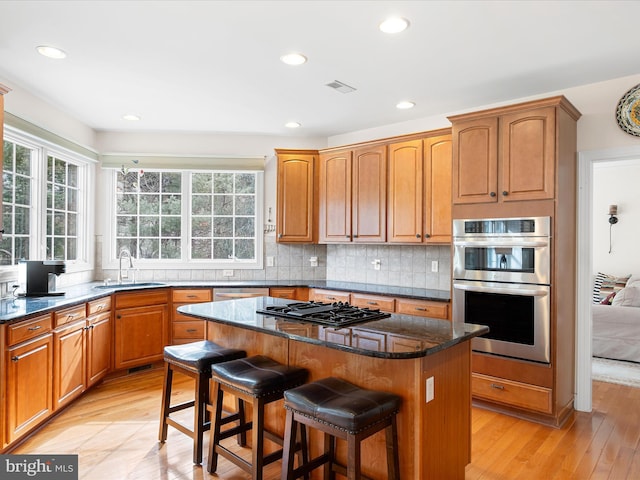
[162,173,181,193]
[161,217,181,237]
[236,173,255,193]
[3,173,14,203]
[67,238,77,259]
[139,238,159,259]
[54,184,65,209]
[213,195,233,215]
[117,194,138,214]
[161,194,181,215]
[53,237,65,260]
[192,195,211,215]
[192,173,212,194]
[235,239,254,259]
[235,195,254,215]
[15,145,31,175]
[54,158,66,184]
[0,237,12,265]
[161,239,181,259]
[15,236,29,261]
[213,173,233,193]
[235,217,254,237]
[15,206,30,235]
[15,176,30,205]
[192,239,211,259]
[139,217,159,236]
[140,172,160,193]
[68,164,78,188]
[3,141,13,170]
[213,217,233,237]
[117,216,138,237]
[67,213,77,236]
[54,212,65,235]
[192,217,211,237]
[67,188,77,211]
[139,194,159,214]
[213,239,232,259]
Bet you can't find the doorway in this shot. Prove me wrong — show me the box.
[576,145,640,411]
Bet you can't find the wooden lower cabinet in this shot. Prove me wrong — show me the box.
[171,288,211,344]
[349,292,395,312]
[396,298,449,320]
[53,319,87,411]
[472,373,552,414]
[5,332,53,445]
[86,310,112,387]
[309,288,350,303]
[269,287,308,301]
[114,289,170,369]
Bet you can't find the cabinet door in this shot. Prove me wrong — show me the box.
[452,117,498,204]
[387,140,423,242]
[499,106,555,201]
[5,334,53,444]
[352,329,386,352]
[114,304,169,369]
[53,320,87,410]
[276,151,316,243]
[423,134,452,243]
[352,145,386,242]
[319,150,352,242]
[87,311,112,387]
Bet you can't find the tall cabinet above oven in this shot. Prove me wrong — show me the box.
[449,96,581,427]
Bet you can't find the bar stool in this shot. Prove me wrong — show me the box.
[208,355,309,480]
[158,340,246,464]
[281,377,402,480]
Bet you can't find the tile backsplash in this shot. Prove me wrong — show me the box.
[1,235,452,297]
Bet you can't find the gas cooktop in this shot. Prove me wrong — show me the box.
[257,301,390,327]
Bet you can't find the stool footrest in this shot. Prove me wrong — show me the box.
[167,400,195,414]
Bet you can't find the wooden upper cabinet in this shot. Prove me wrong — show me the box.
[424,134,452,243]
[500,107,555,202]
[318,145,386,243]
[276,150,317,243]
[319,149,352,242]
[387,140,423,243]
[451,117,499,204]
[451,99,566,205]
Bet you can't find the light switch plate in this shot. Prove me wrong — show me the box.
[223,270,234,277]
[266,256,274,267]
[431,261,439,273]
[426,376,434,403]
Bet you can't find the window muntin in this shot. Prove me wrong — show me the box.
[1,139,34,265]
[46,155,80,261]
[112,169,261,265]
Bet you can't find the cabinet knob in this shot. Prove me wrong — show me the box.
[502,191,508,196]
[415,234,420,238]
[424,233,431,238]
[11,356,19,362]
[490,192,496,197]
[278,233,283,238]
[353,234,358,238]
[117,314,122,319]
[346,235,350,239]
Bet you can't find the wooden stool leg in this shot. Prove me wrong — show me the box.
[386,417,400,480]
[207,381,224,473]
[346,433,361,480]
[324,432,334,480]
[281,409,297,480]
[192,371,207,465]
[237,396,247,446]
[158,363,172,442]
[252,397,266,480]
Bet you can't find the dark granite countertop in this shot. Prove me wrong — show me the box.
[0,280,450,324]
[178,297,486,360]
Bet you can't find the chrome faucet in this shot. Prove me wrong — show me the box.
[118,247,135,284]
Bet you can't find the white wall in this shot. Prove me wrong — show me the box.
[592,159,640,276]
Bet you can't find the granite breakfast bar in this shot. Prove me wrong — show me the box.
[179,296,488,480]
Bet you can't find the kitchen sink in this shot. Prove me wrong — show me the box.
[93,282,167,290]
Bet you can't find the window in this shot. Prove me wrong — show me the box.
[110,169,262,267]
[1,127,92,270]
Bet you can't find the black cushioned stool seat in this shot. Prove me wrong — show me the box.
[208,355,308,480]
[281,377,401,480]
[158,340,246,464]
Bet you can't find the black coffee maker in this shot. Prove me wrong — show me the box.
[18,260,66,296]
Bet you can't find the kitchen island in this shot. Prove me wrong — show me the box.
[179,296,488,480]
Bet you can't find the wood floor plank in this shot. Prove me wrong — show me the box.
[10,369,640,480]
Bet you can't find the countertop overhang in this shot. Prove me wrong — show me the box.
[178,296,487,360]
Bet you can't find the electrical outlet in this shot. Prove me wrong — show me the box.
[431,260,439,273]
[426,376,434,403]
[223,270,234,277]
[266,256,274,267]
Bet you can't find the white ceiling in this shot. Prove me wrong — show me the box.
[1,0,639,138]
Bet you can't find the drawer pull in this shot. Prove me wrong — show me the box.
[186,329,197,333]
[327,297,336,301]
[187,295,198,299]
[490,383,505,390]
[67,314,76,320]
[95,304,105,311]
[27,325,43,331]
[414,307,427,312]
[367,301,378,305]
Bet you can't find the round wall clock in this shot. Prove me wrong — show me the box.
[616,83,640,137]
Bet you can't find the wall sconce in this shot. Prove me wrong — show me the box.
[608,204,619,253]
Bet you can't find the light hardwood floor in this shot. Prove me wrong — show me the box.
[12,367,640,479]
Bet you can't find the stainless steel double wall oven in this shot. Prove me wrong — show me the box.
[452,216,552,363]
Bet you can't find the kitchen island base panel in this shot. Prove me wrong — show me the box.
[207,322,471,480]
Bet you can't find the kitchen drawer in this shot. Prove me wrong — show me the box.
[395,298,449,320]
[7,314,53,347]
[350,293,395,312]
[54,304,87,328]
[388,334,423,353]
[172,320,206,340]
[115,289,170,309]
[472,373,552,414]
[309,289,350,304]
[172,289,212,303]
[87,296,111,315]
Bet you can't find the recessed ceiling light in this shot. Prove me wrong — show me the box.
[379,17,410,34]
[122,114,141,121]
[285,121,301,129]
[280,53,307,66]
[396,101,415,110]
[36,45,67,59]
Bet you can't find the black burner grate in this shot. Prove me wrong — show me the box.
[257,301,390,327]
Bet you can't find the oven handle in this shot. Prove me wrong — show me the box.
[453,282,549,297]
[453,240,549,248]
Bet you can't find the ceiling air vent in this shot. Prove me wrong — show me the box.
[325,80,357,94]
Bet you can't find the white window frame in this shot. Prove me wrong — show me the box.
[1,126,94,281]
[102,168,264,270]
